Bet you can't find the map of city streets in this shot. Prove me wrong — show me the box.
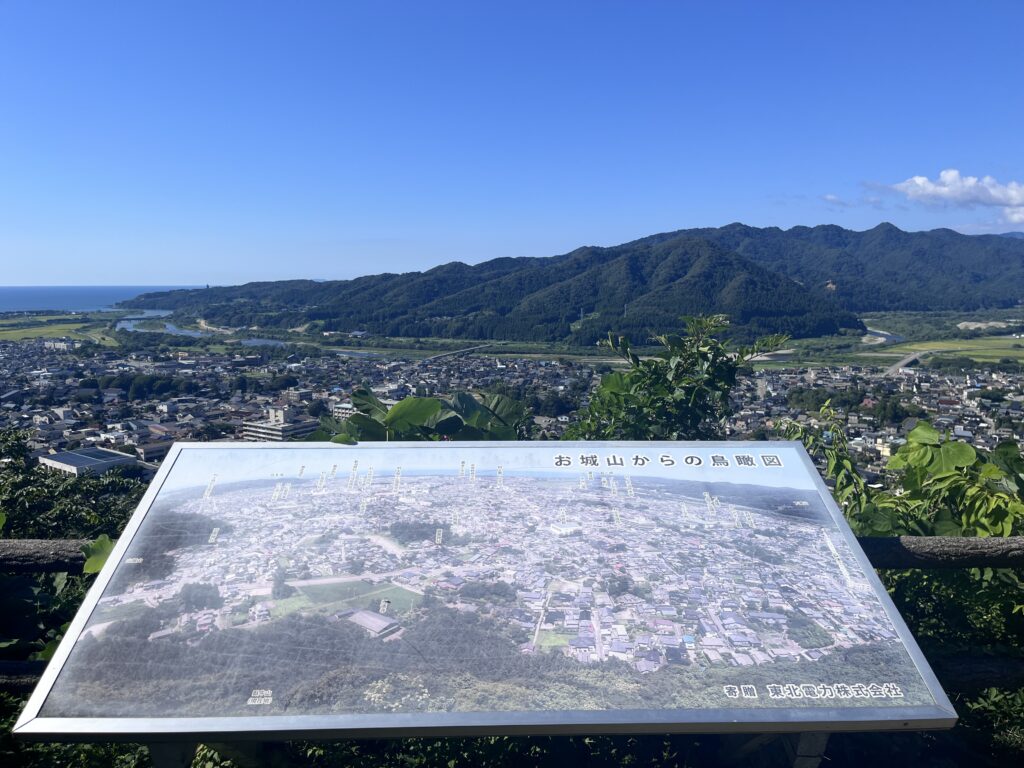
[17,441,956,739]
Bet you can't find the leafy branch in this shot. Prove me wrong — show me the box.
[567,315,786,441]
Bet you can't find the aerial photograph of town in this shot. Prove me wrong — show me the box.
[38,443,938,722]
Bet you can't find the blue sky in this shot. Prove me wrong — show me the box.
[1,1,1021,285]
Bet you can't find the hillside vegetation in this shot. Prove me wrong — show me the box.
[122,224,1024,344]
[671,223,1024,312]
[122,234,864,343]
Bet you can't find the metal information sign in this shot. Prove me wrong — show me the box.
[15,441,956,743]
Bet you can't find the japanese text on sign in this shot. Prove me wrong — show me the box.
[553,453,783,469]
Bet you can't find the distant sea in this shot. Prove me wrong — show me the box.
[0,286,194,313]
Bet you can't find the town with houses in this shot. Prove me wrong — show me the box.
[2,332,1022,486]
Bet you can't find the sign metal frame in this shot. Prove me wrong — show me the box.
[14,441,958,742]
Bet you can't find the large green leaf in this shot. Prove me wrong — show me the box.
[907,421,940,446]
[936,441,976,472]
[993,440,1022,461]
[450,392,488,428]
[885,452,908,470]
[346,412,387,441]
[450,424,487,440]
[890,442,935,471]
[82,534,115,574]
[991,440,1024,478]
[429,411,465,436]
[480,393,523,425]
[384,397,442,428]
[350,387,387,418]
[318,415,346,434]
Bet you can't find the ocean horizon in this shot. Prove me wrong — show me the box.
[0,286,196,313]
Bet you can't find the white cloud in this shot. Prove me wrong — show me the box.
[892,168,1024,224]
[820,193,854,208]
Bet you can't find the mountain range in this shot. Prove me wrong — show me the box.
[123,223,1024,344]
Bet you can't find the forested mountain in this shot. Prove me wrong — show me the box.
[646,223,1024,312]
[123,223,1024,343]
[123,236,860,343]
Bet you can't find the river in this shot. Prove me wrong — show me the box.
[116,311,287,346]
[863,327,906,344]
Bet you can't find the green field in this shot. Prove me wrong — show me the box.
[0,322,91,340]
[0,311,124,345]
[883,335,1024,363]
[0,313,73,326]
[299,580,421,615]
[95,600,153,623]
[535,630,571,650]
[268,593,313,618]
[7,306,1024,367]
[299,580,381,604]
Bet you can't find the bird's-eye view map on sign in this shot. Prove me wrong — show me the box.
[34,441,949,727]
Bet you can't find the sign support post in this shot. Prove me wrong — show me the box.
[148,742,197,768]
[719,731,830,767]
[784,732,830,768]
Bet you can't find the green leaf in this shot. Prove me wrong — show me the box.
[937,441,976,471]
[924,471,961,490]
[885,453,907,470]
[449,392,487,426]
[317,415,346,435]
[449,424,487,441]
[350,386,387,417]
[480,393,524,425]
[979,463,1005,481]
[430,412,465,436]
[0,510,6,533]
[346,412,387,441]
[384,397,442,428]
[82,534,115,574]
[905,443,936,469]
[32,622,70,661]
[993,440,1022,461]
[597,372,630,395]
[908,421,940,446]
[932,518,963,536]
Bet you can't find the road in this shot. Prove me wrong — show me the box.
[880,354,929,378]
[420,344,492,362]
[531,591,553,647]
[591,611,605,661]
